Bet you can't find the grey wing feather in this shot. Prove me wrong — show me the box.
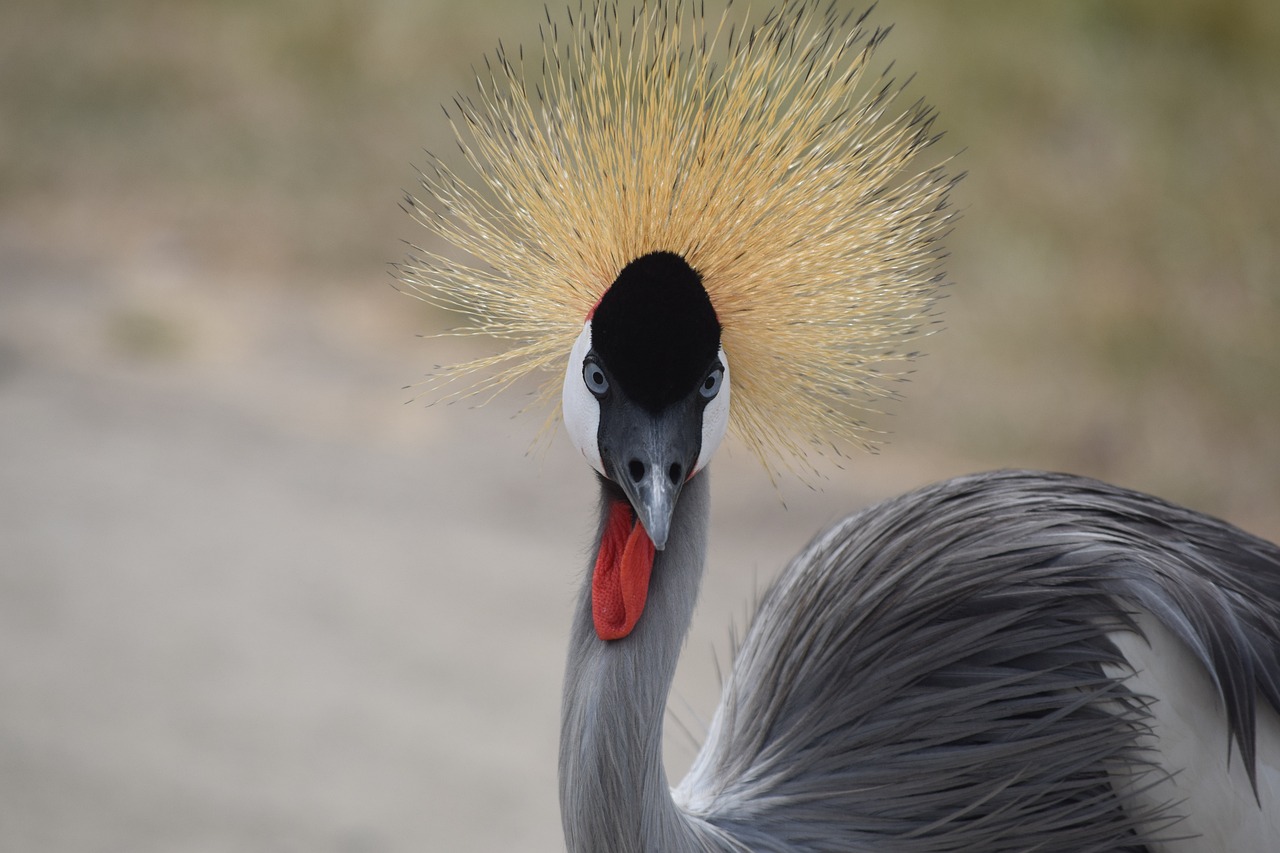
[675,470,1280,852]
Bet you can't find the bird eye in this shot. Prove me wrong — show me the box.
[583,361,609,396]
[700,367,724,399]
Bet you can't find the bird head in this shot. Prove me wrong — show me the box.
[563,251,728,550]
[398,1,957,637]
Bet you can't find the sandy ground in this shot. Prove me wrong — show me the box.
[0,244,965,852]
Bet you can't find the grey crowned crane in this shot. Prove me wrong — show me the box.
[399,2,1280,850]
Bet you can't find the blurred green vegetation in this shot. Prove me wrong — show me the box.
[0,0,530,269]
[1,0,1277,532]
[891,0,1280,526]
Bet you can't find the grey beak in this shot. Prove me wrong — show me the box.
[616,457,682,550]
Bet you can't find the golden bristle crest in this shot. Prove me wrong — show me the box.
[399,0,957,474]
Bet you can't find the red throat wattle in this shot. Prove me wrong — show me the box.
[591,499,656,640]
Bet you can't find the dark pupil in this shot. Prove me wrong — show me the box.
[592,369,604,385]
[704,375,715,389]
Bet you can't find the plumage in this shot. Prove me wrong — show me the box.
[676,471,1280,850]
[398,0,955,473]
[404,2,1280,850]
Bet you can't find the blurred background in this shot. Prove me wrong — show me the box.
[2,1,1277,850]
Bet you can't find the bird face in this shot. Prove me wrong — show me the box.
[562,252,729,550]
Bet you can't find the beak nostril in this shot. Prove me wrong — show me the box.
[628,459,646,483]
[668,463,682,484]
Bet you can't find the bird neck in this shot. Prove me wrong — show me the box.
[558,470,712,853]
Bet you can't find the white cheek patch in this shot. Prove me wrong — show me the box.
[694,346,730,474]
[562,322,605,475]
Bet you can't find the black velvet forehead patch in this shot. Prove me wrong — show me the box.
[590,251,722,413]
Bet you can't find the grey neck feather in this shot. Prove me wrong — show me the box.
[559,470,720,853]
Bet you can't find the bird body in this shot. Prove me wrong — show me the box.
[563,470,1280,851]
[400,2,1280,849]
